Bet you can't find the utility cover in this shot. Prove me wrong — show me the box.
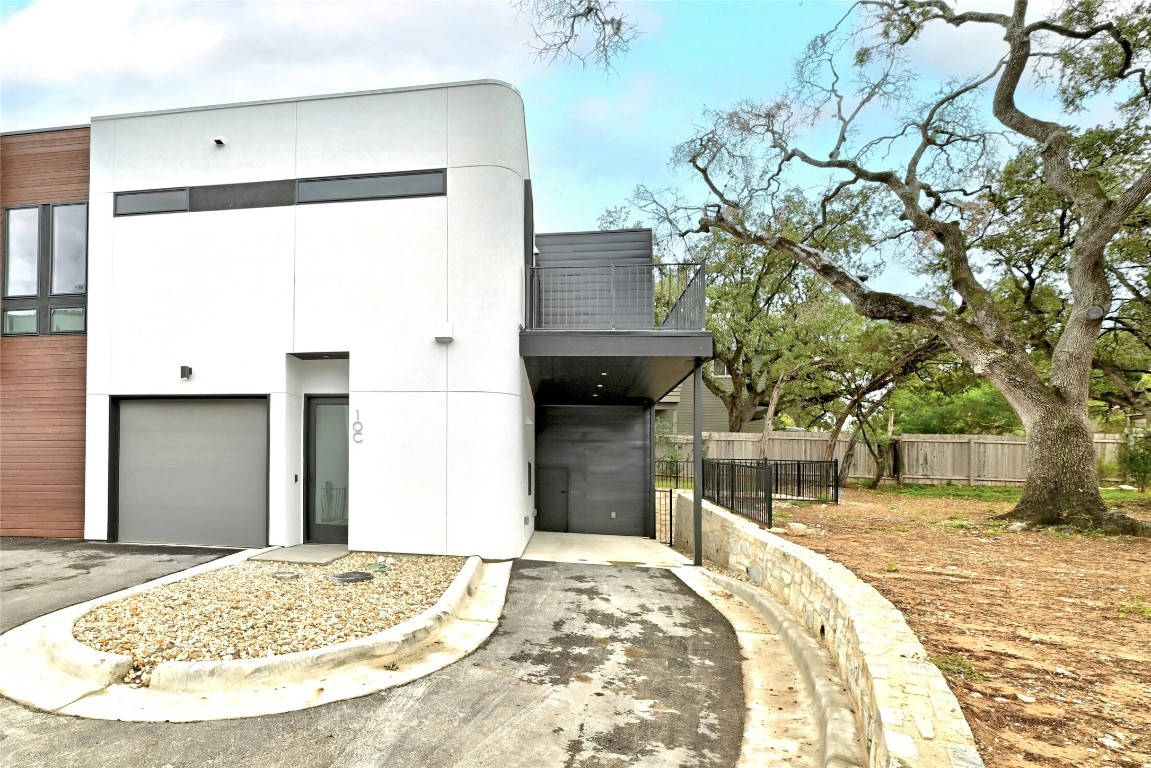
[327,571,374,584]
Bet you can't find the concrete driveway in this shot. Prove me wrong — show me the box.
[0,538,230,633]
[0,558,745,768]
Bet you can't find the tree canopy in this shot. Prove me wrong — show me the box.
[526,0,1151,533]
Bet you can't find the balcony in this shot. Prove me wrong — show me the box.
[521,261,711,405]
[527,262,706,331]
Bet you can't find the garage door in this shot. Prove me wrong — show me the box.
[117,399,268,547]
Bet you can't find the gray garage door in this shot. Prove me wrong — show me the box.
[117,399,268,548]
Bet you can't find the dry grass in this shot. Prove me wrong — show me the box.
[774,488,1151,768]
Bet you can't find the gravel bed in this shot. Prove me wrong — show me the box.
[73,552,467,687]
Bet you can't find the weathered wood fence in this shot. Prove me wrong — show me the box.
[661,432,1126,487]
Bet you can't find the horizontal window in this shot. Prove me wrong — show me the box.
[114,189,190,216]
[50,307,85,333]
[2,309,37,335]
[297,170,445,204]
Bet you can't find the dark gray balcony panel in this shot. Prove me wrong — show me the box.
[536,229,653,266]
[521,330,711,406]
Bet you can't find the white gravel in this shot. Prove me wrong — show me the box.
[73,552,466,686]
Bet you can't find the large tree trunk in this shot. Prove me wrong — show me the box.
[996,401,1150,535]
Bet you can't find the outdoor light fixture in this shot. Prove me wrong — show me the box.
[213,136,226,147]
[180,365,193,380]
[434,321,454,343]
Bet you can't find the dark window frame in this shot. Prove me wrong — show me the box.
[113,187,190,217]
[2,202,88,336]
[296,169,447,205]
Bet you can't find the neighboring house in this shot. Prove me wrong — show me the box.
[0,126,91,538]
[0,81,710,559]
[663,367,770,435]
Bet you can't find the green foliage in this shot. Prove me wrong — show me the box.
[871,484,1023,503]
[891,381,1022,435]
[1118,436,1151,491]
[1118,595,1151,619]
[696,227,857,431]
[919,652,985,681]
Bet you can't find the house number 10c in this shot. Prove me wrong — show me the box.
[352,410,364,443]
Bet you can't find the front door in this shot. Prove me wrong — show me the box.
[537,466,570,532]
[306,396,349,544]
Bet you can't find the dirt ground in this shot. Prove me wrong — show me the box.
[775,488,1151,768]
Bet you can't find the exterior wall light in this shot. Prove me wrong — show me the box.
[180,365,193,380]
[434,322,454,343]
[213,136,226,147]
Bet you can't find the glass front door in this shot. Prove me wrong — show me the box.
[306,396,349,544]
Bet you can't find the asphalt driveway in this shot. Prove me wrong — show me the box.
[0,538,230,633]
[0,558,745,768]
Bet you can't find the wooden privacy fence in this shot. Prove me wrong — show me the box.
[661,432,1126,487]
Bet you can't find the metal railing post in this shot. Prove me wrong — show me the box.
[767,463,774,529]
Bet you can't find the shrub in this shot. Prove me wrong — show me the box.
[1118,436,1151,492]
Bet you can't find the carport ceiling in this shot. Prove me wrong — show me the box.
[521,330,711,405]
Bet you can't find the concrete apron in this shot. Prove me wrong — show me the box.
[526,532,863,768]
[2,531,863,768]
[0,548,510,722]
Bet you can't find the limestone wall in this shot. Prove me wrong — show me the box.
[673,491,984,768]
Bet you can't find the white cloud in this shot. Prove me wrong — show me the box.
[0,0,545,129]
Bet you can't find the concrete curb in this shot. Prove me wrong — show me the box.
[705,570,863,768]
[0,551,505,721]
[148,555,483,692]
[0,547,268,712]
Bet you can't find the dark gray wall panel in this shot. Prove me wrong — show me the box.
[117,399,267,547]
[535,405,651,536]
[536,229,653,266]
[533,230,655,330]
[190,180,295,211]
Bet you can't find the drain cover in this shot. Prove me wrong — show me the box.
[272,571,300,580]
[327,571,374,585]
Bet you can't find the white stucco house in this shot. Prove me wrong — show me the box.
[26,80,709,559]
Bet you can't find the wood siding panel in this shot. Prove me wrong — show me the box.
[1,127,90,538]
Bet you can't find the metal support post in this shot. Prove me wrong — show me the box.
[693,362,703,567]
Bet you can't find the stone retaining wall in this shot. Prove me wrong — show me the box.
[674,492,985,768]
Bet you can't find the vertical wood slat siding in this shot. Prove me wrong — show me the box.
[1,127,90,537]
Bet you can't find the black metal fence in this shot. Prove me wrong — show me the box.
[699,458,839,529]
[656,458,695,489]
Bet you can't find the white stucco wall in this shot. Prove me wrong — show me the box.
[84,81,535,558]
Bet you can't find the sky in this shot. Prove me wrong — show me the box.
[0,0,1063,293]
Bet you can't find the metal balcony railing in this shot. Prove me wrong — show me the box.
[527,262,705,331]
